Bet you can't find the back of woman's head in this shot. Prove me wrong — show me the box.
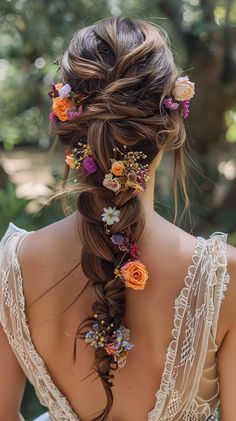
[49,16,189,420]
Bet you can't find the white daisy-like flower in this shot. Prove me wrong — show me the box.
[101,207,120,225]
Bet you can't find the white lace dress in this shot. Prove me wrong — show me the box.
[0,223,230,421]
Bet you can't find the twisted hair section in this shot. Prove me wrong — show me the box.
[49,17,188,420]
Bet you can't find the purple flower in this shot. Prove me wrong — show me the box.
[48,111,58,122]
[181,99,190,118]
[66,106,83,120]
[163,97,179,111]
[58,83,72,98]
[83,156,98,174]
[111,233,125,246]
[129,243,140,258]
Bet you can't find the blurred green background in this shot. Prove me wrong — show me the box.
[0,0,236,419]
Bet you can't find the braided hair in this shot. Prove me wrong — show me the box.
[49,17,188,421]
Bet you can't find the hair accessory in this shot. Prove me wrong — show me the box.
[101,207,120,226]
[103,146,149,194]
[85,319,134,368]
[163,75,195,118]
[65,142,98,174]
[111,227,140,258]
[100,205,149,290]
[48,82,88,122]
[115,260,148,290]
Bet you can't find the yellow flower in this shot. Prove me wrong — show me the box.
[125,180,144,192]
[111,161,125,176]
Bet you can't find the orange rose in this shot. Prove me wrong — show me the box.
[52,97,73,121]
[120,260,148,290]
[111,161,125,176]
[65,154,76,169]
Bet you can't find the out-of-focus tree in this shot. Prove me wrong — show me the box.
[0,0,111,150]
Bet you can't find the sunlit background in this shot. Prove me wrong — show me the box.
[0,0,236,419]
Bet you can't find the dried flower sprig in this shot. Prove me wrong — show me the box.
[65,142,98,174]
[85,320,134,368]
[103,145,149,194]
[102,220,148,291]
[111,228,140,259]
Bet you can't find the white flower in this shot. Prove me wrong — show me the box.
[58,83,72,98]
[103,173,113,183]
[101,207,120,225]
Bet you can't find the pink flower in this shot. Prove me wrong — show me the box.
[103,173,121,193]
[66,106,83,120]
[163,97,179,111]
[48,111,58,122]
[129,243,140,259]
[172,76,195,101]
[181,99,190,118]
[104,342,117,355]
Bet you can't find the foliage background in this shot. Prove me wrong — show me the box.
[0,0,236,419]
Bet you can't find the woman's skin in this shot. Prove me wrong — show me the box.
[0,152,236,421]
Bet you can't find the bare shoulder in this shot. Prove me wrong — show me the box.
[18,212,81,307]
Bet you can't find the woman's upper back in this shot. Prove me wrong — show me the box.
[1,211,236,421]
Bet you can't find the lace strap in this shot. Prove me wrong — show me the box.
[208,232,229,341]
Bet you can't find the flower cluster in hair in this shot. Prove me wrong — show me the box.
[163,75,195,118]
[85,318,134,368]
[85,203,149,368]
[101,207,149,292]
[103,145,150,194]
[48,82,88,122]
[65,141,98,175]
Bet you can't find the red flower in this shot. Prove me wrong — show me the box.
[129,243,140,259]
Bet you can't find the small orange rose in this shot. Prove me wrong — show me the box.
[111,161,125,176]
[65,154,76,169]
[120,260,148,290]
[52,97,74,121]
[55,82,63,91]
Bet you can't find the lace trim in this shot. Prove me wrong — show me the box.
[11,232,79,421]
[148,236,206,420]
[208,232,229,342]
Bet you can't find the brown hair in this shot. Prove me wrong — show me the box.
[50,16,188,420]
